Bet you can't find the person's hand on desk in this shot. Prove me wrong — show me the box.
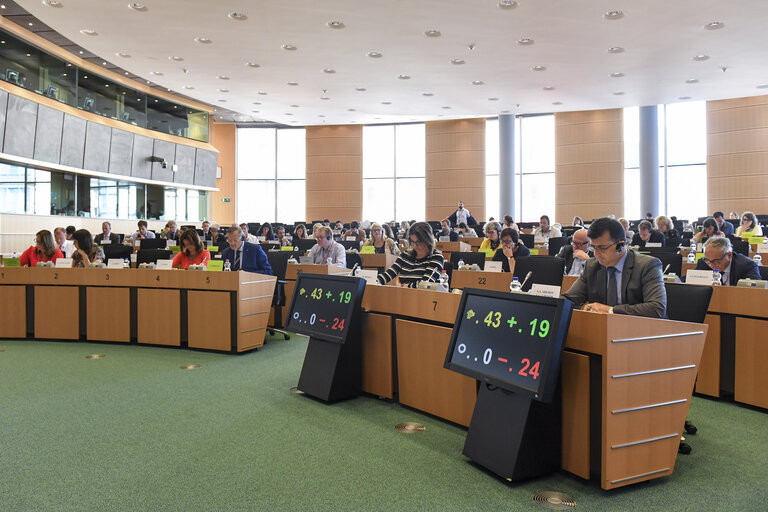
[582,302,613,314]
[573,249,590,261]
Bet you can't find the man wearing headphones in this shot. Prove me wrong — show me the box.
[308,226,347,267]
[563,217,666,318]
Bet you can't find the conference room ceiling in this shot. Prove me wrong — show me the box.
[12,0,768,126]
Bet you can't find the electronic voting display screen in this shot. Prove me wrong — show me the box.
[285,273,366,344]
[444,288,573,402]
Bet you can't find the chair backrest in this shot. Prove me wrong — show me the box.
[759,265,768,281]
[513,256,566,292]
[449,251,486,270]
[664,282,713,323]
[650,252,683,277]
[731,239,750,256]
[339,240,361,251]
[296,239,317,252]
[520,233,535,249]
[140,238,167,250]
[266,251,291,280]
[547,236,568,256]
[101,244,132,263]
[346,252,362,270]
[136,249,172,264]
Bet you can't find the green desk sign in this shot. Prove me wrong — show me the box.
[206,260,224,272]
[169,245,181,253]
[695,252,705,262]
[281,246,294,251]
[529,249,540,255]
[4,257,21,267]
[479,248,494,257]
[749,237,764,245]
[207,245,218,253]
[360,245,375,254]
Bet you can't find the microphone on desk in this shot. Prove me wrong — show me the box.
[350,262,360,276]
[663,264,671,275]
[521,271,533,289]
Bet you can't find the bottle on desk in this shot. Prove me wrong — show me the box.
[123,258,129,269]
[457,258,465,269]
[439,270,449,290]
[712,269,722,286]
[509,277,523,293]
[223,259,231,271]
[753,254,762,265]
[687,251,696,264]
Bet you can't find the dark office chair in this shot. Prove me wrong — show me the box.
[731,239,750,257]
[340,240,362,251]
[520,233,535,249]
[651,253,683,277]
[346,252,363,271]
[140,238,167,250]
[664,282,714,455]
[295,239,317,252]
[759,266,768,281]
[266,251,292,340]
[449,251,486,270]
[101,244,132,264]
[513,256,565,292]
[136,249,172,265]
[547,236,568,257]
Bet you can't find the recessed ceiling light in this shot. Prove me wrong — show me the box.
[603,10,624,20]
[318,114,326,118]
[517,38,534,46]
[607,46,624,54]
[150,71,163,76]
[124,72,128,75]
[323,68,336,74]
[679,96,691,100]
[532,65,546,71]
[501,110,511,114]
[424,30,441,37]
[693,54,709,61]
[451,58,465,65]
[613,91,625,95]
[43,0,63,8]
[355,87,367,92]
[252,110,260,113]
[281,44,297,51]
[78,50,83,54]
[472,80,484,85]
[704,21,725,30]
[398,74,410,80]
[543,86,555,91]
[686,78,699,84]
[80,29,97,36]
[218,88,229,93]
[347,108,356,111]
[28,22,33,26]
[217,75,229,80]
[327,20,344,29]
[194,37,212,44]
[367,51,382,58]
[381,101,391,105]
[25,53,30,57]
[321,97,330,100]
[610,72,625,78]
[228,12,247,21]
[258,91,267,95]
[104,84,109,88]
[218,99,227,102]
[498,0,518,9]
[285,113,293,116]
[422,92,434,96]
[116,52,130,58]
[183,86,194,90]
[245,62,260,68]
[552,101,563,105]
[290,104,299,108]
[169,56,183,62]
[488,97,499,101]
[441,106,451,109]
[128,3,147,12]
[102,61,107,65]
[287,81,298,86]
[757,84,768,89]
[252,102,261,105]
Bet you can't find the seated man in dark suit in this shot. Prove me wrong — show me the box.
[94,221,120,245]
[693,236,759,286]
[631,220,666,248]
[563,217,667,318]
[556,228,593,276]
[221,225,273,275]
[713,211,735,237]
[437,219,460,242]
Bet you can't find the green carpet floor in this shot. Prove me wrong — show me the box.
[1,335,766,511]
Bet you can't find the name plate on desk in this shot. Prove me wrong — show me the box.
[134,241,141,247]
[485,261,502,273]
[439,235,451,242]
[748,236,765,245]
[107,259,124,269]
[130,253,137,263]
[360,245,375,254]
[757,244,768,253]
[686,269,714,286]
[645,242,662,248]
[207,260,224,271]
[156,259,173,270]
[166,240,177,247]
[3,257,20,267]
[100,240,111,245]
[530,284,561,298]
[207,245,218,253]
[358,269,379,285]
[55,258,73,268]
[281,246,294,251]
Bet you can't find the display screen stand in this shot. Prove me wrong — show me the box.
[297,326,362,403]
[462,382,562,481]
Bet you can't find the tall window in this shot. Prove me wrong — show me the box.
[236,127,306,223]
[362,124,425,223]
[486,115,555,223]
[623,102,706,221]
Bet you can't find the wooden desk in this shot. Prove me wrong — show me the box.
[360,253,397,270]
[463,237,484,249]
[0,267,275,352]
[435,241,471,254]
[450,271,513,292]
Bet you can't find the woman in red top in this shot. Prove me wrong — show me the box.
[172,229,211,269]
[20,230,63,266]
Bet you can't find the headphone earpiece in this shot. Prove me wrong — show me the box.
[616,242,625,253]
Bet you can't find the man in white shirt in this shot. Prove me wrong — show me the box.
[450,201,470,226]
[533,215,562,244]
[308,226,346,266]
[54,227,76,257]
[239,223,257,243]
[127,220,156,243]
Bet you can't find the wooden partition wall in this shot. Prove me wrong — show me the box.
[554,109,623,222]
[425,119,485,222]
[305,125,363,222]
[707,95,768,214]
[212,123,236,224]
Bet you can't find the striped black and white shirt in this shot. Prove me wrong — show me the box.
[377,251,444,287]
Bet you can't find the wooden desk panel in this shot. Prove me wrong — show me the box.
[86,287,130,342]
[395,319,477,427]
[0,285,27,338]
[695,314,721,396]
[561,351,591,480]
[361,313,394,399]
[188,290,231,351]
[363,285,461,325]
[450,271,513,292]
[0,267,31,284]
[360,253,396,270]
[137,288,180,346]
[435,241,471,253]
[285,264,349,281]
[734,317,768,409]
[34,285,79,340]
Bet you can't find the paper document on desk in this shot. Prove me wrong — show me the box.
[358,270,378,285]
[686,269,714,286]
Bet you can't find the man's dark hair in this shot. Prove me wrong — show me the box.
[500,227,519,244]
[540,215,550,223]
[702,217,718,231]
[66,225,76,236]
[350,221,359,229]
[713,211,725,219]
[587,217,626,242]
[646,212,653,217]
[504,215,514,224]
[638,220,652,232]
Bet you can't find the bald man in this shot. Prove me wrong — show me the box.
[556,228,593,276]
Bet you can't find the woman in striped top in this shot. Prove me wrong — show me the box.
[377,221,444,287]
